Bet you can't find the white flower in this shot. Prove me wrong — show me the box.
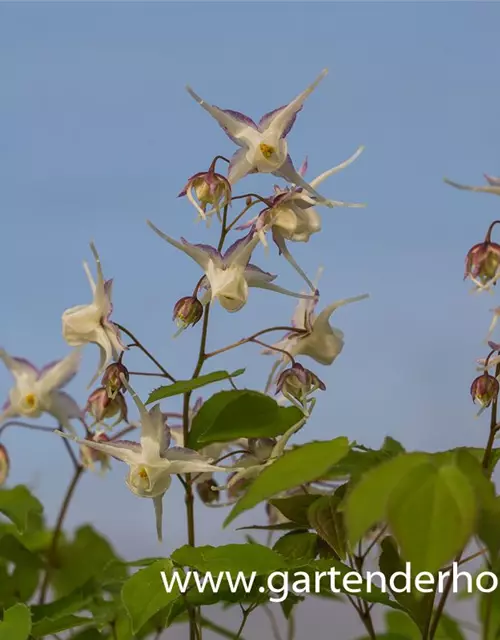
[57,378,230,541]
[238,147,365,289]
[147,221,315,313]
[264,273,368,386]
[0,348,82,433]
[62,243,125,386]
[186,70,339,207]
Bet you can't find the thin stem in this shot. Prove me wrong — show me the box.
[38,465,84,603]
[0,420,56,437]
[205,327,305,360]
[251,338,295,365]
[128,371,170,378]
[235,607,252,639]
[225,200,259,234]
[115,323,176,382]
[361,525,388,561]
[262,604,283,640]
[429,362,500,639]
[61,436,80,470]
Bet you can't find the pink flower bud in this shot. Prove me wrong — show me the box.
[471,373,499,408]
[173,296,203,329]
[179,162,232,221]
[0,445,9,486]
[465,222,500,288]
[275,362,326,400]
[101,362,129,399]
[86,387,128,427]
[80,432,112,473]
[196,477,219,504]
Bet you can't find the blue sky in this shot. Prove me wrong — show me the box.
[0,2,499,637]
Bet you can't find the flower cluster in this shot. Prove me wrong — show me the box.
[0,69,369,541]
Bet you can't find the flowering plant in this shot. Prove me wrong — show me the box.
[2,68,500,640]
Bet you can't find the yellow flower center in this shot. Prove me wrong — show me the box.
[138,467,148,479]
[259,143,275,159]
[24,393,37,410]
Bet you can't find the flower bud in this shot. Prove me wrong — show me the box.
[276,363,326,400]
[465,242,500,287]
[196,477,219,504]
[86,387,128,428]
[0,444,9,486]
[179,165,231,221]
[80,432,112,473]
[101,362,129,399]
[173,296,203,329]
[471,372,499,408]
[248,438,276,462]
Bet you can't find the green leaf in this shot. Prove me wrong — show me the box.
[379,537,431,630]
[51,526,127,598]
[385,610,420,640]
[146,369,245,403]
[71,631,105,640]
[269,494,321,526]
[121,559,179,634]
[172,543,286,575]
[225,437,350,526]
[387,461,476,574]
[478,496,500,559]
[188,389,303,449]
[273,532,318,565]
[0,604,31,640]
[0,485,43,533]
[308,495,347,560]
[31,579,99,625]
[344,453,430,545]
[0,534,43,604]
[31,614,93,637]
[434,614,466,640]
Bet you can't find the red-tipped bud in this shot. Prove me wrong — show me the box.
[80,432,112,473]
[196,477,219,504]
[0,445,9,486]
[276,363,326,400]
[465,242,500,286]
[179,165,232,221]
[471,373,499,409]
[247,438,276,462]
[173,296,203,329]
[101,362,129,399]
[86,387,128,427]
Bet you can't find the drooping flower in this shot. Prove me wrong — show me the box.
[264,276,368,387]
[101,361,130,400]
[276,362,325,401]
[186,70,340,207]
[173,296,204,331]
[463,222,500,292]
[62,243,126,386]
[80,432,112,474]
[0,348,82,433]
[179,158,232,222]
[444,174,500,196]
[470,372,499,415]
[56,378,230,541]
[237,148,366,288]
[85,387,128,429]
[147,221,315,313]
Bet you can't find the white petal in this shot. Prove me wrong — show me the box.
[444,178,500,196]
[313,295,369,334]
[56,431,142,465]
[185,86,259,147]
[62,303,102,345]
[146,220,215,270]
[153,494,164,542]
[275,157,335,207]
[263,70,328,140]
[0,350,39,386]
[309,146,365,189]
[272,232,315,291]
[227,148,255,185]
[37,349,81,395]
[46,391,82,434]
